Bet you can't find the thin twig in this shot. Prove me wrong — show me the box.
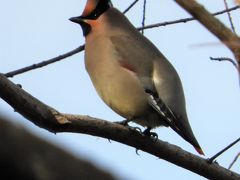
[4,6,240,78]
[138,5,240,31]
[208,137,240,163]
[210,56,240,85]
[229,152,240,169]
[141,0,147,34]
[123,0,140,14]
[4,1,140,78]
[223,0,237,34]
[4,45,85,78]
[210,56,238,68]
[175,0,240,85]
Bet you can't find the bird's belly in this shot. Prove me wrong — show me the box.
[88,65,148,119]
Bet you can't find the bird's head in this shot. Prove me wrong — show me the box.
[69,0,112,36]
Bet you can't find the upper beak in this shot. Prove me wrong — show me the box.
[69,16,85,24]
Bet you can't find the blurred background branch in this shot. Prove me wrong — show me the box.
[0,115,115,180]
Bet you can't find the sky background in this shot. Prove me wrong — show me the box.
[0,0,240,179]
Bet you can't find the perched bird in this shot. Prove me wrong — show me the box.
[70,0,204,155]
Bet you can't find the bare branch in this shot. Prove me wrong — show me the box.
[123,0,140,14]
[4,6,239,78]
[223,0,237,34]
[4,45,85,78]
[229,152,240,170]
[0,74,240,180]
[0,116,116,180]
[174,0,240,71]
[210,57,238,68]
[138,5,240,31]
[140,0,147,35]
[208,137,240,163]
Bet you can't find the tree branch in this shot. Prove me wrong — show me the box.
[4,6,239,78]
[140,0,147,35]
[123,0,140,14]
[229,152,240,170]
[0,73,240,179]
[138,5,240,31]
[4,45,85,78]
[210,57,238,69]
[174,0,240,71]
[223,0,237,34]
[0,116,116,180]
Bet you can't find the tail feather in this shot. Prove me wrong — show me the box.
[146,90,204,155]
[195,147,205,156]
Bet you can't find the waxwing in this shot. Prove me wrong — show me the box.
[70,0,204,155]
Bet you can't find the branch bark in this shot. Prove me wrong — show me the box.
[0,73,240,179]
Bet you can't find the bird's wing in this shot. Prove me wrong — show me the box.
[110,35,159,75]
[147,90,204,155]
[110,35,203,154]
[145,89,182,132]
[145,88,203,154]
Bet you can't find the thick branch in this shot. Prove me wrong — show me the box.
[174,0,240,69]
[0,73,240,179]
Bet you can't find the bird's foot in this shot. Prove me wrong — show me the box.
[115,120,142,133]
[135,148,140,156]
[143,128,158,142]
[130,126,142,133]
[115,119,130,126]
[207,159,219,164]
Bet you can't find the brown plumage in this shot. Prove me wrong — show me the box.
[70,0,204,155]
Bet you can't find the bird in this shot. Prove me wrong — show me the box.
[69,0,204,155]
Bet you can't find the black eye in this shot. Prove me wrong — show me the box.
[84,0,110,20]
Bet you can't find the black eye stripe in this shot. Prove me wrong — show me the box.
[84,0,111,20]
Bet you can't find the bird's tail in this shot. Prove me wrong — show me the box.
[195,147,205,155]
[146,92,204,155]
[177,122,205,156]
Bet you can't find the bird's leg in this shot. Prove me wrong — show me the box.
[143,127,158,141]
[115,119,130,126]
[115,119,142,133]
[115,120,143,155]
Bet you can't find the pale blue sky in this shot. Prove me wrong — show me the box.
[0,1,240,179]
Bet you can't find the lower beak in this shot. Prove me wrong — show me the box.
[69,16,91,36]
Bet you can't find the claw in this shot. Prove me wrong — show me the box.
[135,148,140,155]
[129,126,142,133]
[207,159,219,164]
[143,128,158,142]
[115,120,142,133]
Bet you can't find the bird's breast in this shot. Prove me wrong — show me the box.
[84,36,148,119]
